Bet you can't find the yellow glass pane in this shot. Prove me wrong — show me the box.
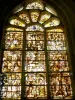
[25,61,46,72]
[2,88,21,99]
[3,73,21,85]
[30,11,39,22]
[48,51,67,61]
[26,86,47,98]
[44,18,60,27]
[50,73,73,99]
[5,32,23,49]
[49,61,69,72]
[25,73,46,85]
[39,12,51,24]
[3,51,22,61]
[10,19,25,27]
[2,61,22,72]
[46,32,65,41]
[46,28,63,32]
[19,13,30,24]
[6,27,23,31]
[5,41,22,49]
[26,32,44,40]
[47,41,66,50]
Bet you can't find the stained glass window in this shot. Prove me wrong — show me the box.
[0,0,73,100]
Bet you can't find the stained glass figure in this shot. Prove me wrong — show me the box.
[30,11,39,22]
[39,11,51,24]
[25,61,46,72]
[19,13,30,24]
[48,51,67,61]
[5,32,23,49]
[50,73,73,99]
[25,73,46,85]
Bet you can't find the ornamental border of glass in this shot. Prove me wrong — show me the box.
[0,0,73,99]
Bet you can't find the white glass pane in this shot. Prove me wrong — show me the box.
[26,1,44,10]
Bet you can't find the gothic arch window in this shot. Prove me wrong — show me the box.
[0,0,73,99]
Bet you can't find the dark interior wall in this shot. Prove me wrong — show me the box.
[0,0,75,97]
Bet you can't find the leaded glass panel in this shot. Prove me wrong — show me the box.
[26,25,44,31]
[25,61,46,72]
[30,11,39,22]
[44,18,60,27]
[19,13,30,24]
[25,73,46,85]
[25,86,47,99]
[9,18,25,27]
[5,32,23,49]
[39,11,51,24]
